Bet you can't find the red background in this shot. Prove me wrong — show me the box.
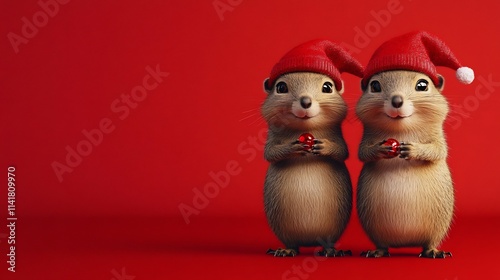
[1,0,500,279]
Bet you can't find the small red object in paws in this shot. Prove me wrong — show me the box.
[382,138,400,158]
[298,133,315,151]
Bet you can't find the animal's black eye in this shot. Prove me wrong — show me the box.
[276,81,288,94]
[370,80,381,93]
[415,79,429,91]
[322,82,333,93]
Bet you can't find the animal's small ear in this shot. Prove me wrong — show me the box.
[436,75,445,92]
[337,80,345,94]
[263,78,273,94]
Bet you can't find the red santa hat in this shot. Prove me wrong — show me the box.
[361,31,474,88]
[266,39,364,91]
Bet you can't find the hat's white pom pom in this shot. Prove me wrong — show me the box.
[456,66,474,84]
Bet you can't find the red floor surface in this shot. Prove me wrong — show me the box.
[2,214,499,279]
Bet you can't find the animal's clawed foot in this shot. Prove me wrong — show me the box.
[266,248,298,257]
[361,249,390,258]
[317,248,352,257]
[419,249,452,259]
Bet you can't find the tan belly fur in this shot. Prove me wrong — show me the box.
[265,157,351,247]
[357,159,453,247]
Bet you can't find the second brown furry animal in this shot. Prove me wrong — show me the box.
[356,70,454,258]
[355,30,474,258]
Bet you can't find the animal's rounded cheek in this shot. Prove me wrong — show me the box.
[309,102,321,115]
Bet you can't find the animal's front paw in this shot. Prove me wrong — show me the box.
[290,140,309,155]
[311,139,329,155]
[376,140,398,159]
[311,139,337,156]
[399,142,418,160]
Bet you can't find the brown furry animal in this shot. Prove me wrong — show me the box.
[356,70,454,258]
[262,72,352,257]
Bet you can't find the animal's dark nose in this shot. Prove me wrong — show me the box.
[300,96,312,109]
[391,95,403,108]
